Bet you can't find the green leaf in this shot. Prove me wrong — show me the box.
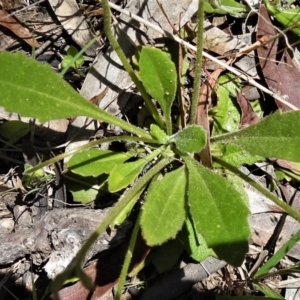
[64,171,104,204]
[108,147,163,192]
[184,157,250,266]
[211,111,300,162]
[61,46,84,69]
[205,0,249,18]
[172,125,206,153]
[213,143,263,167]
[254,283,285,299]
[179,217,213,262]
[67,149,132,177]
[211,74,240,136]
[0,52,150,138]
[141,166,187,246]
[151,239,184,273]
[263,0,300,35]
[150,124,169,143]
[139,47,177,135]
[0,120,30,144]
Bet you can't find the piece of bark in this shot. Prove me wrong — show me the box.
[0,208,130,279]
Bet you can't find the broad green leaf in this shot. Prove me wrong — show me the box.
[211,74,240,136]
[0,120,30,144]
[212,144,263,167]
[184,157,250,266]
[141,166,187,245]
[139,47,177,135]
[263,0,300,35]
[179,217,213,262]
[211,111,300,162]
[67,149,132,177]
[150,124,169,143]
[0,52,149,138]
[108,148,163,192]
[151,239,184,273]
[172,125,206,153]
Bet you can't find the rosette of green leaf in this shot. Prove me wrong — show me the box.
[184,156,250,267]
[0,52,150,139]
[139,47,177,135]
[211,74,240,136]
[67,149,132,177]
[211,110,300,163]
[141,166,187,245]
[172,125,206,153]
[108,147,165,192]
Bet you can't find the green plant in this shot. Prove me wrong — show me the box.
[1,1,300,299]
[61,46,84,71]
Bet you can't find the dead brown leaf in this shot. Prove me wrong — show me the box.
[256,5,300,111]
[0,8,39,48]
[236,92,260,127]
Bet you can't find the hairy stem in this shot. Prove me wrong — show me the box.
[189,0,205,124]
[101,0,164,129]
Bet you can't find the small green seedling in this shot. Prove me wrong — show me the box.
[61,46,84,71]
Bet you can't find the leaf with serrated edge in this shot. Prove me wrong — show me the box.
[173,125,206,153]
[212,111,300,163]
[141,166,187,246]
[67,149,132,177]
[184,157,250,266]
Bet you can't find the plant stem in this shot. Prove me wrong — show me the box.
[115,211,141,300]
[189,0,205,125]
[101,0,164,129]
[213,156,300,223]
